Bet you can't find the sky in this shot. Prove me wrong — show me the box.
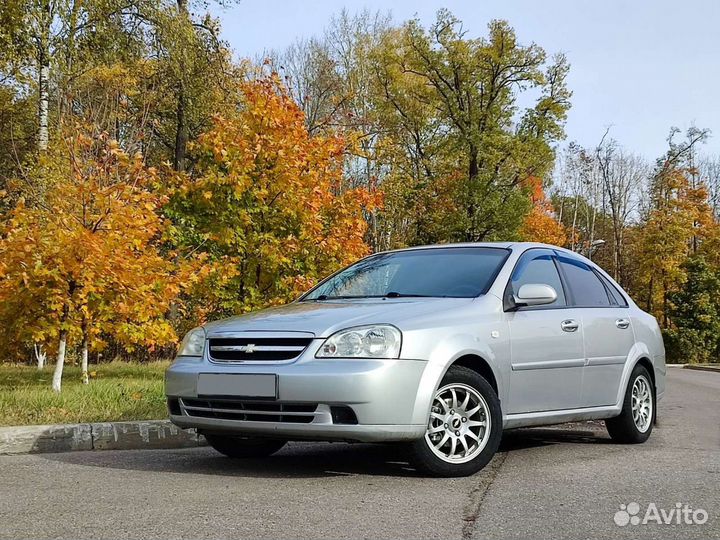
[210,0,720,159]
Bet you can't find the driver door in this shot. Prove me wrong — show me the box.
[505,249,585,414]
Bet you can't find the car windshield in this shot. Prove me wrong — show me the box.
[302,247,509,300]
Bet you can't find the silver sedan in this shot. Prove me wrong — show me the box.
[166,242,666,477]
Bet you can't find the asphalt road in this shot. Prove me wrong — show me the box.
[0,367,717,540]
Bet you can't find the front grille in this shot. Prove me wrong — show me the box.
[208,337,312,362]
[180,398,318,423]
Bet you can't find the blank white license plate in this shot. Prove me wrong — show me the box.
[197,373,277,398]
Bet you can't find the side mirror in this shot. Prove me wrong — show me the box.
[514,283,557,307]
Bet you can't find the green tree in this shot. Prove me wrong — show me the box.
[147,1,240,172]
[274,10,571,249]
[0,0,149,153]
[0,0,55,152]
[371,11,571,244]
[665,257,720,363]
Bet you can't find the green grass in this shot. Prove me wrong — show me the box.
[0,361,170,426]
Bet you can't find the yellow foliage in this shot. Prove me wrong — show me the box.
[170,75,381,318]
[0,124,188,358]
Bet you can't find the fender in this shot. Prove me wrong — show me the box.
[409,334,505,425]
[614,342,655,408]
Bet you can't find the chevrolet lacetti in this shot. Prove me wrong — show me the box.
[166,242,666,477]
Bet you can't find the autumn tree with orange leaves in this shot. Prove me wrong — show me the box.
[519,176,567,245]
[0,126,190,391]
[635,152,717,326]
[165,75,381,321]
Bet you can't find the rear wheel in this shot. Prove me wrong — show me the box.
[605,364,655,444]
[204,434,287,458]
[408,365,502,477]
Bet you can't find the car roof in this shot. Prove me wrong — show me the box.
[379,241,595,267]
[382,241,574,254]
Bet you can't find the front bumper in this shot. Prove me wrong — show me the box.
[165,356,429,442]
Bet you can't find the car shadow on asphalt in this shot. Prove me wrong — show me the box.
[499,424,613,452]
[39,423,613,479]
[40,441,424,478]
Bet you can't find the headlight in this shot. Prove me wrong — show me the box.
[316,325,401,359]
[177,327,206,357]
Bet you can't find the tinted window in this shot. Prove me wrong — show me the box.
[509,251,565,307]
[303,247,509,300]
[557,257,611,307]
[597,272,629,307]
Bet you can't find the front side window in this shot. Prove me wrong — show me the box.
[508,250,566,308]
[557,256,611,307]
[302,247,509,300]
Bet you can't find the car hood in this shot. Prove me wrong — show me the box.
[203,298,475,337]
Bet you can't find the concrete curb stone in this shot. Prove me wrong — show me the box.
[683,364,720,373]
[0,420,206,455]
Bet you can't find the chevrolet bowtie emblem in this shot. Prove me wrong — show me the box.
[244,343,256,353]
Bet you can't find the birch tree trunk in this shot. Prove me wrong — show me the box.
[37,0,51,152]
[38,60,50,151]
[34,343,46,370]
[52,329,67,392]
[52,292,72,392]
[80,318,89,384]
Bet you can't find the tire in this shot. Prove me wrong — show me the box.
[408,365,502,477]
[205,434,287,458]
[605,364,655,444]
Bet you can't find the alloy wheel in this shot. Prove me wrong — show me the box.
[631,374,653,433]
[425,383,492,464]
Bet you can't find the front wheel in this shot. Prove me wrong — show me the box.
[408,366,503,477]
[204,434,287,458]
[605,364,655,444]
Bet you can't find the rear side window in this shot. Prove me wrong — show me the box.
[596,272,629,307]
[509,251,566,308]
[557,257,611,307]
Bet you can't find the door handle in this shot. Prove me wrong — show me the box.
[616,318,630,329]
[560,319,579,332]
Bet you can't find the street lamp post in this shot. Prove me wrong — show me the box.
[578,239,605,260]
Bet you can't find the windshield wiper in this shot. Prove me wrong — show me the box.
[383,292,431,298]
[309,295,365,301]
[306,292,431,301]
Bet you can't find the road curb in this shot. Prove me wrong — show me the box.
[683,364,720,373]
[0,420,206,455]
